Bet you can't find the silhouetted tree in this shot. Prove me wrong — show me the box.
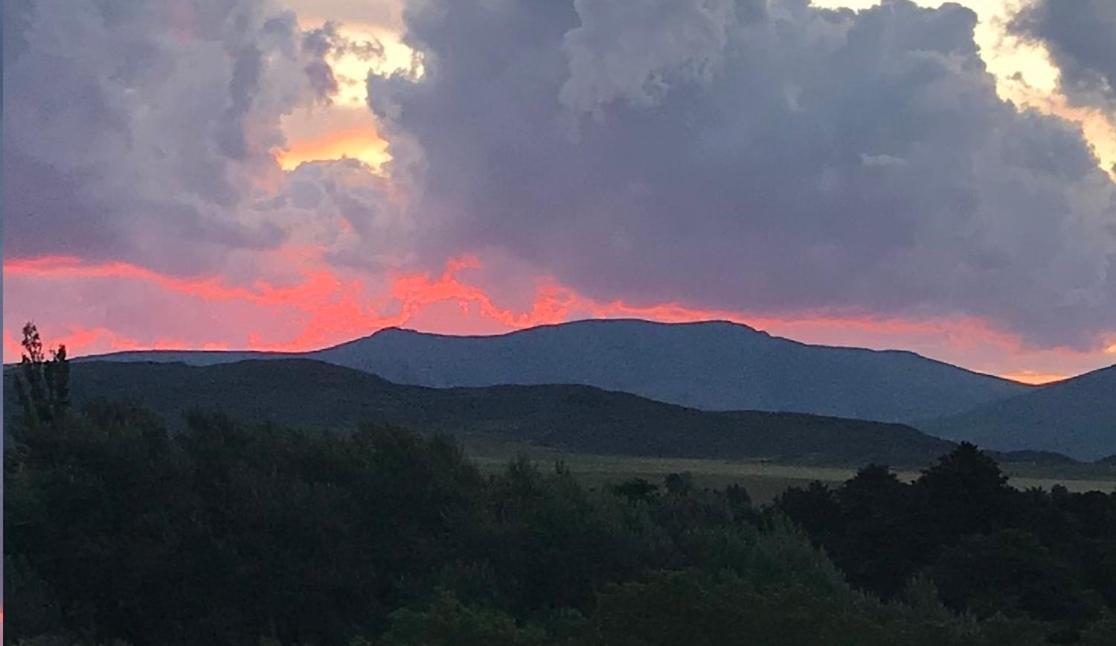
[930,529,1096,627]
[13,322,70,428]
[831,464,928,598]
[9,405,1116,644]
[664,472,694,496]
[775,481,842,540]
[917,442,1013,540]
[612,478,660,503]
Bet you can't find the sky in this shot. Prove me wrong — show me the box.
[3,0,1116,384]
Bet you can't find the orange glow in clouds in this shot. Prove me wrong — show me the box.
[275,126,390,171]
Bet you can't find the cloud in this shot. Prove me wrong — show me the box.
[1,0,395,275]
[369,0,1116,350]
[6,0,1116,366]
[1010,0,1116,110]
[260,158,413,269]
[559,0,739,114]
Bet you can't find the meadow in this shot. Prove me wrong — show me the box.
[467,442,1116,504]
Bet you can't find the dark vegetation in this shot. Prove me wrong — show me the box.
[777,453,1116,642]
[5,359,958,466]
[8,325,1116,644]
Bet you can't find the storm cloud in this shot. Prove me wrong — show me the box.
[2,0,394,273]
[4,0,1116,356]
[370,0,1116,349]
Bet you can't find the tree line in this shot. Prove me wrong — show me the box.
[6,325,1116,644]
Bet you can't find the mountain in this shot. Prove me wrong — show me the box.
[80,319,1028,423]
[6,359,958,466]
[923,364,1116,461]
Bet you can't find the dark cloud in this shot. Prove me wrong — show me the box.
[368,0,1116,349]
[1010,0,1116,109]
[5,0,1115,353]
[2,0,345,272]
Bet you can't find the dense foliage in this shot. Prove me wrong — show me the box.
[775,449,1116,643]
[16,358,956,466]
[6,399,1116,645]
[6,327,1116,644]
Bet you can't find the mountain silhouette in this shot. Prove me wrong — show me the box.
[83,319,1028,422]
[924,364,1116,460]
[8,358,959,465]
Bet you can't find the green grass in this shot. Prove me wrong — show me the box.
[465,442,1116,504]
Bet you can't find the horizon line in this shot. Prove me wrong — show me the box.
[35,316,1084,386]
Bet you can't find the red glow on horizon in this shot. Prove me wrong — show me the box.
[3,252,1110,380]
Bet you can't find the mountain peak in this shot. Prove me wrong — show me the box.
[75,317,1030,430]
[364,318,766,342]
[308,317,1025,423]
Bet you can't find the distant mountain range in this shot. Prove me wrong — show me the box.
[925,365,1116,461]
[68,318,1116,459]
[5,359,957,466]
[82,319,1028,423]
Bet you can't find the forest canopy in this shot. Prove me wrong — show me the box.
[6,328,1116,644]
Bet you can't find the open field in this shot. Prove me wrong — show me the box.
[466,443,1116,504]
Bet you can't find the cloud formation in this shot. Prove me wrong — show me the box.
[5,0,1116,376]
[370,0,1116,349]
[2,0,395,274]
[1010,0,1116,112]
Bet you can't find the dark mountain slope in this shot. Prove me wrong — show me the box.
[923,364,1116,460]
[8,359,958,466]
[80,318,1029,422]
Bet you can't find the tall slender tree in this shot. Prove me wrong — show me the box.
[13,322,70,428]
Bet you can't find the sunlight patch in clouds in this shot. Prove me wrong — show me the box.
[813,0,1116,178]
[275,5,419,171]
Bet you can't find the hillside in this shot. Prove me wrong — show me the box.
[923,364,1116,460]
[6,358,958,466]
[80,319,1029,422]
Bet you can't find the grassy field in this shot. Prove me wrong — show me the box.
[465,442,1116,504]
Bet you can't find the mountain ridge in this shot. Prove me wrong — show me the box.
[4,357,959,466]
[924,363,1116,460]
[72,318,1029,423]
[79,318,999,376]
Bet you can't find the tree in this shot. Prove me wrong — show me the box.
[612,478,660,504]
[13,322,70,428]
[831,464,927,598]
[664,472,694,496]
[916,443,1013,540]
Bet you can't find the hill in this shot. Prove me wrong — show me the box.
[923,364,1116,460]
[6,358,958,466]
[80,319,1029,422]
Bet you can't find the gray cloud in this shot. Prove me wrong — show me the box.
[560,0,738,114]
[1010,0,1116,109]
[371,0,1116,349]
[1,0,354,272]
[251,157,411,269]
[5,0,1116,353]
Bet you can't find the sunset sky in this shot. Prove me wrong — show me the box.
[4,0,1116,383]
